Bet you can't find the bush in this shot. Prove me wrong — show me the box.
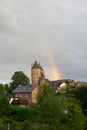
[0,96,10,117]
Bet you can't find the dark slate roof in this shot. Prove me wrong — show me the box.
[11,99,28,105]
[12,84,36,93]
[31,61,43,70]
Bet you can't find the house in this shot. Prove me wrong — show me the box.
[57,82,67,93]
[11,84,38,107]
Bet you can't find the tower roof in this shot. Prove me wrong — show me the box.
[31,61,43,70]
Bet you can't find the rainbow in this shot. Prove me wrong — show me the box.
[43,46,62,80]
[48,51,61,80]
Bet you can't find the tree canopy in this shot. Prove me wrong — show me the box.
[9,71,30,93]
[74,86,87,115]
[0,84,7,95]
[37,84,53,103]
[0,96,10,117]
[0,83,86,130]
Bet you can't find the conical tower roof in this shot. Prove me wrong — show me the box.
[31,61,43,70]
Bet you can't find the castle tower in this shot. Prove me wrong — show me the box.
[31,61,45,86]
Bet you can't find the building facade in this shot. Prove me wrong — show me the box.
[31,61,45,86]
[11,84,38,107]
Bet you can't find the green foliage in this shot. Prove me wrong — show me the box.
[29,123,48,130]
[74,86,87,115]
[66,102,85,130]
[37,84,53,103]
[56,93,85,130]
[0,120,6,130]
[21,121,49,130]
[84,117,87,129]
[11,106,38,122]
[3,118,21,130]
[0,96,10,117]
[4,84,10,94]
[35,84,85,129]
[38,95,67,123]
[9,71,30,93]
[0,83,86,130]
[21,120,30,130]
[0,84,7,95]
[11,106,30,121]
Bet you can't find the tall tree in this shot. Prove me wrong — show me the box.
[9,71,30,93]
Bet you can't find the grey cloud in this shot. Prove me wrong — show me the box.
[0,0,87,82]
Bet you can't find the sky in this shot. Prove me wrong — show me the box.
[0,0,87,84]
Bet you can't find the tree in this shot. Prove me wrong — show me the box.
[9,71,30,93]
[74,86,87,115]
[65,100,85,130]
[0,84,7,95]
[37,84,85,130]
[0,121,6,130]
[37,84,67,123]
[4,84,10,94]
[38,95,66,123]
[55,90,86,130]
[0,96,11,117]
[37,84,53,104]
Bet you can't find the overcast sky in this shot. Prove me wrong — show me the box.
[0,0,87,84]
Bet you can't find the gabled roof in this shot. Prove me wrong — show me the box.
[12,84,36,93]
[31,61,43,70]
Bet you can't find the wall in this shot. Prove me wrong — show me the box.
[14,92,32,104]
[32,86,38,104]
[31,68,41,85]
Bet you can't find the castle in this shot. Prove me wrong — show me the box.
[11,61,87,107]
